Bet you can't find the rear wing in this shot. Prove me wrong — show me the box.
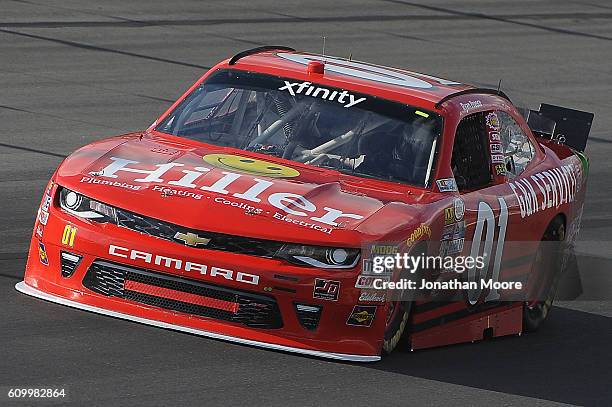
[517,104,594,152]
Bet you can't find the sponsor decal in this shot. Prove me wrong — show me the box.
[494,163,506,176]
[407,224,432,244]
[436,178,458,192]
[108,245,260,286]
[444,207,456,225]
[273,212,333,234]
[361,258,393,276]
[439,238,464,256]
[490,143,502,154]
[38,209,49,226]
[153,185,202,200]
[38,242,48,266]
[38,182,53,226]
[203,154,300,178]
[80,176,142,191]
[362,258,374,274]
[442,220,465,240]
[355,275,390,288]
[312,278,340,301]
[173,232,211,247]
[442,224,454,240]
[460,100,483,113]
[35,225,44,239]
[453,198,465,221]
[453,221,466,239]
[361,248,396,275]
[97,157,364,227]
[369,244,398,255]
[486,112,501,131]
[491,154,504,164]
[346,305,377,327]
[359,289,386,303]
[508,164,579,218]
[215,196,263,214]
[61,224,77,248]
[489,131,501,142]
[278,80,366,108]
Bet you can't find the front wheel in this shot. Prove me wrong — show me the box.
[382,243,425,354]
[382,300,412,354]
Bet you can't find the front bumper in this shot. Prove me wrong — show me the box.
[15,282,378,362]
[19,187,383,362]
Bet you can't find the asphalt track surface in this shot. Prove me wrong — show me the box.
[1,1,612,406]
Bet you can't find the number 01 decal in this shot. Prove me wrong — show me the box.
[467,197,508,305]
[61,224,77,247]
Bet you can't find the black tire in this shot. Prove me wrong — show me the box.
[382,299,412,354]
[382,243,425,354]
[523,216,566,332]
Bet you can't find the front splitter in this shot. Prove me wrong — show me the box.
[15,281,381,363]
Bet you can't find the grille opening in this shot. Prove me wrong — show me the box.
[60,251,82,277]
[294,303,322,331]
[83,260,282,329]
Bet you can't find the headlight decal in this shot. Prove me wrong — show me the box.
[276,244,360,269]
[59,188,116,221]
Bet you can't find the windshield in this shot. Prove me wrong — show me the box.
[155,69,442,187]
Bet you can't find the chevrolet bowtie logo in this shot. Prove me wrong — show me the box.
[173,232,211,247]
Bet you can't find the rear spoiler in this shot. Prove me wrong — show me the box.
[517,104,594,152]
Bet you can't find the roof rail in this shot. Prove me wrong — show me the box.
[228,46,295,65]
[434,88,511,109]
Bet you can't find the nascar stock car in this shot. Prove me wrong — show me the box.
[17,46,592,362]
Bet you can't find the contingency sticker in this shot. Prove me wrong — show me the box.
[346,305,377,327]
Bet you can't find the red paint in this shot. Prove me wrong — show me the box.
[19,48,588,359]
[124,280,239,313]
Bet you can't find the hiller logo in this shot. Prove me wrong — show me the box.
[98,157,364,227]
[278,81,366,108]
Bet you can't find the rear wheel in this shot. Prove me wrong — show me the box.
[523,217,566,332]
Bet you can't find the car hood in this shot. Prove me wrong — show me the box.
[56,134,431,246]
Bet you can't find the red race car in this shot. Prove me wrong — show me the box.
[17,46,592,362]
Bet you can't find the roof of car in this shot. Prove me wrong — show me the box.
[222,47,478,108]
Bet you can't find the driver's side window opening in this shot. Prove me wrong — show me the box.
[451,112,492,191]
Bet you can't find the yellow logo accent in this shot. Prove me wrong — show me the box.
[174,232,211,247]
[61,224,77,247]
[407,224,432,243]
[352,311,371,323]
[444,207,455,225]
[38,243,48,265]
[203,154,300,178]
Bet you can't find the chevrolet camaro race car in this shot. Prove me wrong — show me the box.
[17,46,593,362]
